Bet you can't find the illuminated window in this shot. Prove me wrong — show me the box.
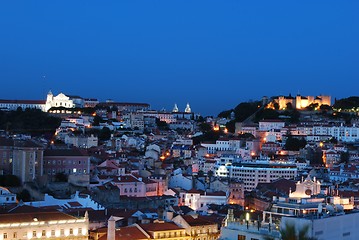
[238,235,246,240]
[60,229,64,236]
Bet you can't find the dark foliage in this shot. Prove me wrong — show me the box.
[199,122,213,133]
[54,172,68,182]
[340,151,350,164]
[0,175,21,187]
[333,96,359,109]
[218,109,233,119]
[156,118,169,130]
[17,189,31,202]
[285,134,307,151]
[225,120,236,133]
[255,108,280,122]
[233,101,261,122]
[0,109,61,136]
[98,127,111,141]
[192,130,222,145]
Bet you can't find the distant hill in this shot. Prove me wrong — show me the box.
[333,96,359,110]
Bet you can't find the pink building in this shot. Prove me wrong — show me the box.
[43,148,90,179]
[111,174,164,197]
[111,174,146,197]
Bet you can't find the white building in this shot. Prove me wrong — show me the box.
[216,162,297,191]
[0,187,17,205]
[281,211,359,240]
[45,91,76,111]
[184,189,227,212]
[259,120,285,131]
[64,134,98,148]
[0,100,46,111]
[201,139,243,154]
[169,173,193,191]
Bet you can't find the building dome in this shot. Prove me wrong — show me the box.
[185,103,191,113]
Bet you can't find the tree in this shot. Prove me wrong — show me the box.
[225,120,236,133]
[340,151,350,164]
[286,102,293,110]
[17,189,31,202]
[320,104,332,111]
[54,172,68,182]
[285,135,306,151]
[255,108,279,121]
[93,115,102,126]
[305,103,319,111]
[98,127,111,141]
[199,122,212,133]
[156,118,169,130]
[218,109,233,119]
[273,102,280,110]
[0,175,21,187]
[333,96,359,110]
[208,170,214,179]
[233,101,262,122]
[280,222,312,240]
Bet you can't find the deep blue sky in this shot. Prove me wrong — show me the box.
[1,1,358,116]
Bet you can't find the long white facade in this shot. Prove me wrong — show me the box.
[216,163,297,191]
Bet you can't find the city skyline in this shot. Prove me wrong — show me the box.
[1,0,358,116]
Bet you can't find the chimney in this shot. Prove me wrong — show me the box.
[107,216,116,240]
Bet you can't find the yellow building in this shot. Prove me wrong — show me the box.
[0,205,89,240]
[172,215,220,240]
[98,220,190,240]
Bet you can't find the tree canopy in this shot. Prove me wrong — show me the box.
[0,109,61,136]
[285,134,307,151]
[333,96,359,109]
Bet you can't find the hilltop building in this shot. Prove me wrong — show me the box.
[271,94,331,110]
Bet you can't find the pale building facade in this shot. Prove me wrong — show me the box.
[216,163,298,191]
[0,205,89,240]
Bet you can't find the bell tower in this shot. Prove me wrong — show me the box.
[45,90,53,112]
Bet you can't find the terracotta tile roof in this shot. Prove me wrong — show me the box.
[67,201,82,207]
[83,209,137,222]
[139,222,184,232]
[206,191,226,196]
[182,215,217,226]
[98,225,149,240]
[256,178,296,195]
[112,175,141,183]
[39,205,62,211]
[0,206,79,223]
[0,137,14,146]
[0,99,45,104]
[142,178,156,184]
[187,189,204,194]
[44,147,88,156]
[259,119,285,123]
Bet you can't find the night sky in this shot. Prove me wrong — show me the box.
[1,1,358,116]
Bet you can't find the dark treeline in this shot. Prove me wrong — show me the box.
[0,108,61,136]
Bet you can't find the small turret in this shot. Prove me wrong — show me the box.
[172,103,179,112]
[185,103,191,113]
